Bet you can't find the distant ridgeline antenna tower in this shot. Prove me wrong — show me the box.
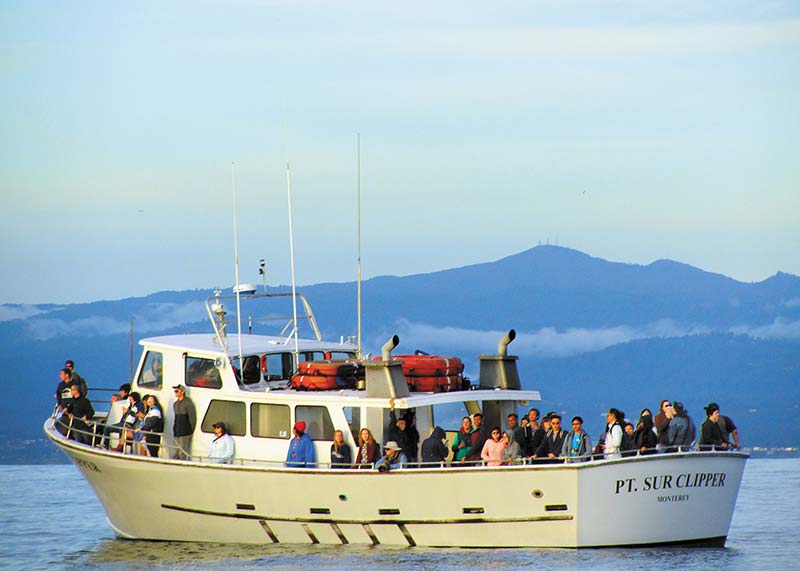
[259,258,268,293]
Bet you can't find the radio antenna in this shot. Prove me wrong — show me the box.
[286,162,300,363]
[356,133,363,357]
[231,162,244,371]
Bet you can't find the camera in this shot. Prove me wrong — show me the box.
[378,463,390,473]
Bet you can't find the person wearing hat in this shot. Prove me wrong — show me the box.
[171,385,196,460]
[285,420,316,468]
[375,441,408,472]
[698,403,729,451]
[209,422,235,464]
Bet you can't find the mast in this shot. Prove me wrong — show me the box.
[231,163,244,371]
[286,162,300,363]
[357,133,363,357]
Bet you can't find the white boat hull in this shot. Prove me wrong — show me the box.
[47,421,746,548]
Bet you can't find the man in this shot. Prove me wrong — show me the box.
[468,412,490,464]
[709,402,740,449]
[506,413,525,449]
[285,420,316,467]
[55,368,75,411]
[528,414,550,459]
[101,383,132,448]
[64,360,88,396]
[375,441,408,471]
[535,414,568,460]
[386,398,417,463]
[209,422,235,464]
[522,408,540,456]
[561,416,592,461]
[699,403,730,450]
[58,384,95,445]
[421,426,448,465]
[172,385,196,460]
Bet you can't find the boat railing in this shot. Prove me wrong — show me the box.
[48,417,737,469]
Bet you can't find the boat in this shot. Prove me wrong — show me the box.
[45,289,748,548]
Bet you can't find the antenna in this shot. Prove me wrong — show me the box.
[259,258,267,293]
[285,162,300,363]
[357,132,363,358]
[231,163,244,373]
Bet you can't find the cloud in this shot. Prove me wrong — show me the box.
[376,318,713,359]
[729,318,800,341]
[785,298,800,309]
[23,301,208,341]
[0,304,49,322]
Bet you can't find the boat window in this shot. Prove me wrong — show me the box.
[330,351,356,360]
[299,351,326,362]
[185,356,223,389]
[299,351,357,362]
[201,400,246,436]
[295,405,335,441]
[251,403,291,439]
[343,406,361,443]
[137,351,164,389]
[263,353,293,381]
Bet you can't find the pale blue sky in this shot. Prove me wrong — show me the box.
[2,1,798,304]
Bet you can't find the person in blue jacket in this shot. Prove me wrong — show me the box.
[286,421,316,467]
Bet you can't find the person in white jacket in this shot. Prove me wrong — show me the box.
[603,409,624,460]
[208,422,235,464]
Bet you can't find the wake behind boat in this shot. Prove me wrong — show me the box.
[45,289,747,548]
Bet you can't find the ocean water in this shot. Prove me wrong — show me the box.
[0,459,797,571]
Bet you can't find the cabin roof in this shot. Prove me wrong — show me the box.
[140,333,355,356]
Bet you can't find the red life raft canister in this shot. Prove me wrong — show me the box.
[372,354,465,392]
[291,360,359,391]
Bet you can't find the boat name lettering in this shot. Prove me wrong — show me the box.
[75,459,101,473]
[614,472,726,494]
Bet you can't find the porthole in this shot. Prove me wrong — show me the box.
[532,489,544,499]
[339,494,348,501]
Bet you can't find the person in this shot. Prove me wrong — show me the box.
[101,383,132,448]
[633,413,658,455]
[654,399,674,452]
[421,426,448,465]
[172,385,196,460]
[501,431,521,464]
[530,414,553,460]
[137,394,164,457]
[330,429,352,468]
[524,410,545,457]
[621,422,637,457]
[55,368,76,411]
[468,412,490,464]
[386,399,418,463]
[603,408,624,459]
[481,427,505,466]
[699,403,729,450]
[535,414,568,461]
[208,422,235,464]
[355,427,380,468]
[113,392,144,453]
[667,401,695,451]
[64,360,88,396]
[286,421,316,467]
[708,402,740,449]
[57,384,95,444]
[562,416,592,461]
[452,416,473,464]
[375,441,408,471]
[505,413,525,449]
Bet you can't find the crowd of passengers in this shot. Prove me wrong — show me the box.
[54,360,740,469]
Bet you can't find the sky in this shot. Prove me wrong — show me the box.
[1,1,799,305]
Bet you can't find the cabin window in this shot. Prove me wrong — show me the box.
[295,405,335,441]
[263,353,293,381]
[299,351,356,362]
[185,356,222,389]
[231,355,262,385]
[343,406,361,444]
[201,400,246,436]
[137,351,164,389]
[251,403,291,439]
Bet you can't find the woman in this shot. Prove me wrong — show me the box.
[480,427,504,466]
[137,394,163,457]
[699,403,729,450]
[330,429,352,468]
[113,392,143,453]
[208,421,235,464]
[451,416,473,464]
[634,413,658,455]
[562,416,592,462]
[501,431,521,464]
[653,399,673,452]
[355,428,380,468]
[603,409,624,459]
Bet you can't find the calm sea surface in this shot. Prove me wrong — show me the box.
[0,459,797,571]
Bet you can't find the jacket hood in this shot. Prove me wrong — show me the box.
[430,426,446,440]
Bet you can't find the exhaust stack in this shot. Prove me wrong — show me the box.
[478,329,521,390]
[365,335,409,399]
